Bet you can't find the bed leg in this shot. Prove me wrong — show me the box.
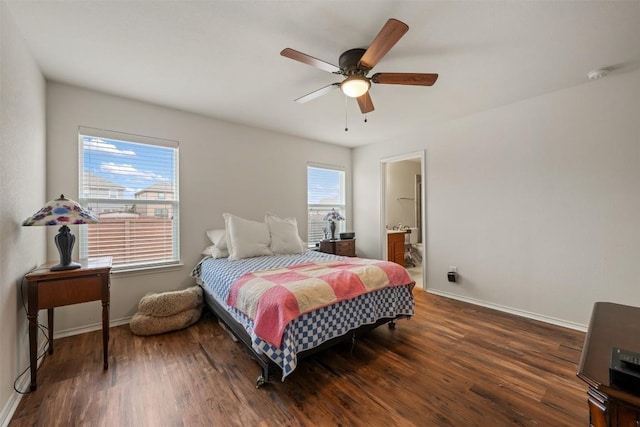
[350,333,356,356]
[256,364,277,388]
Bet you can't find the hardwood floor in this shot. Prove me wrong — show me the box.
[10,291,588,426]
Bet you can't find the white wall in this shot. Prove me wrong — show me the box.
[45,82,352,334]
[354,68,640,328]
[0,3,46,423]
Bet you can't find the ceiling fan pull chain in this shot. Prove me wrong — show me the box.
[363,95,369,122]
[344,95,349,131]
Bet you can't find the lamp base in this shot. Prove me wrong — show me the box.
[50,262,82,271]
[52,225,80,271]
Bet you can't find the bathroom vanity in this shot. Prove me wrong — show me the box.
[387,231,406,266]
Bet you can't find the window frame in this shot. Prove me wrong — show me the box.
[78,126,180,272]
[307,163,347,246]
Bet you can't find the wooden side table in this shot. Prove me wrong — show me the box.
[24,257,112,391]
[319,239,356,257]
[577,302,640,426]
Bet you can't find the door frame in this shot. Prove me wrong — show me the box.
[380,150,426,288]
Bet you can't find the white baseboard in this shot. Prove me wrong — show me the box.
[426,289,588,332]
[53,316,131,339]
[1,317,132,426]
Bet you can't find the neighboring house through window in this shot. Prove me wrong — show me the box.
[307,164,346,246]
[79,127,180,270]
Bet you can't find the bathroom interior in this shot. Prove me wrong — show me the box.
[384,157,424,288]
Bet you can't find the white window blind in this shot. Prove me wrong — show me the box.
[307,165,346,245]
[78,127,180,271]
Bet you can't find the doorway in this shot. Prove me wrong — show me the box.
[381,151,426,289]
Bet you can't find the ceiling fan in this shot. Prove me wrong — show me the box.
[280,18,438,114]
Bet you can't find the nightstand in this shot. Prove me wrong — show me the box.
[319,239,356,257]
[24,257,112,390]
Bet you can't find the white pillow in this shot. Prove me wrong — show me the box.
[206,229,229,258]
[265,213,305,254]
[206,229,224,245]
[202,245,216,256]
[212,245,228,258]
[223,213,272,260]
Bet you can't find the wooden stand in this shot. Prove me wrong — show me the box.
[577,302,640,426]
[319,239,356,257]
[24,257,112,391]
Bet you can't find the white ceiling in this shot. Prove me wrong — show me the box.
[5,1,640,148]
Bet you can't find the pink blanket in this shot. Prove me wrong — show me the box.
[227,258,413,347]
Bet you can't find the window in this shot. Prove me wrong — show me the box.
[79,127,179,271]
[307,164,346,245]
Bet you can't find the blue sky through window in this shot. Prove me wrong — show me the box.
[82,136,175,198]
[307,167,344,205]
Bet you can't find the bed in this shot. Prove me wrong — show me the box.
[190,249,416,387]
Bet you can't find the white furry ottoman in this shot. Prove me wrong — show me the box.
[130,286,203,336]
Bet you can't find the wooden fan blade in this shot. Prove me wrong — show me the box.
[357,92,375,114]
[371,73,439,86]
[358,19,409,70]
[281,48,341,74]
[294,83,340,103]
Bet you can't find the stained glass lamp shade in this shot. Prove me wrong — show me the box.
[22,194,99,271]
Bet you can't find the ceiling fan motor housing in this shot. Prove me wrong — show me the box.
[339,48,369,75]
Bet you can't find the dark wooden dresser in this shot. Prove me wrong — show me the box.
[319,239,356,257]
[577,302,640,426]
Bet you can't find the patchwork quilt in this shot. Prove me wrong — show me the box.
[227,258,413,346]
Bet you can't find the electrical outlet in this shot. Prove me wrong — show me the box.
[449,266,457,273]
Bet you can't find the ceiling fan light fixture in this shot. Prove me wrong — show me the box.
[340,76,370,98]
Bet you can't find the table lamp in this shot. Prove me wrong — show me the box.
[323,208,345,241]
[22,194,99,271]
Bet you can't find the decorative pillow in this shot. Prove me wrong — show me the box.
[265,212,305,254]
[202,245,216,256]
[206,229,225,246]
[223,213,272,260]
[206,229,229,258]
